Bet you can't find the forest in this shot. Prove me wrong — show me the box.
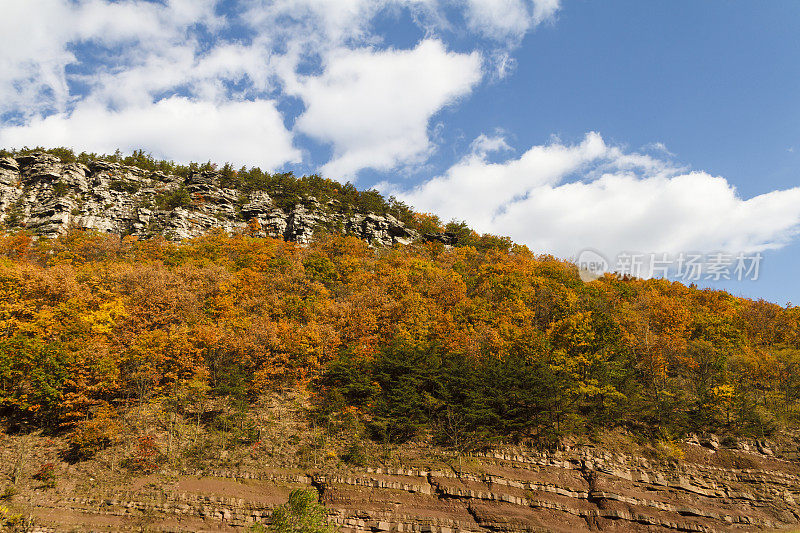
[0,225,798,462]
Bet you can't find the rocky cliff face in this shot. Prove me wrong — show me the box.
[0,153,418,245]
[4,434,800,533]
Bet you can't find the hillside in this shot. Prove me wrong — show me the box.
[0,148,799,532]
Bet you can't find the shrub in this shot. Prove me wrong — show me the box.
[52,181,70,197]
[121,435,165,473]
[3,203,24,228]
[340,443,366,467]
[155,187,192,210]
[110,179,140,194]
[262,489,336,533]
[0,504,29,529]
[0,336,70,420]
[67,405,121,460]
[33,463,56,488]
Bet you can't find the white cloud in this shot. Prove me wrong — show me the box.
[0,0,76,118]
[388,133,800,258]
[0,0,556,173]
[464,0,532,41]
[0,0,220,118]
[460,0,558,77]
[0,97,300,169]
[292,40,482,179]
[0,0,300,167]
[469,133,512,156]
[463,0,559,42]
[388,132,609,229]
[244,0,388,46]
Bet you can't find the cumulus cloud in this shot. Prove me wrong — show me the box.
[291,40,482,179]
[469,133,513,156]
[387,133,800,258]
[243,0,395,47]
[0,0,302,166]
[0,98,300,169]
[0,0,220,119]
[0,0,560,173]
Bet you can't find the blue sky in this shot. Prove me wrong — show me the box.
[1,0,799,304]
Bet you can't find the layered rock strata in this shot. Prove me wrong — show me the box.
[0,153,417,246]
[8,439,800,532]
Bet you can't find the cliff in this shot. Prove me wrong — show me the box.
[3,430,800,533]
[0,152,417,245]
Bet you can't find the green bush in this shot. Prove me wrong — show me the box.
[155,187,192,210]
[257,489,336,533]
[110,179,140,194]
[340,443,366,466]
[0,335,70,421]
[3,201,25,228]
[52,181,69,197]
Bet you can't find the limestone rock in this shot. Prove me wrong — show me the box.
[0,153,421,247]
[699,434,720,451]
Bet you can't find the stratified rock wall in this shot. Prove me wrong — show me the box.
[0,153,418,245]
[9,440,800,533]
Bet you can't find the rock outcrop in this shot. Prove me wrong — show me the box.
[0,153,418,246]
[422,232,458,246]
[5,435,800,532]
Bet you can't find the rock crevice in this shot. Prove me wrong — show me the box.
[0,153,419,246]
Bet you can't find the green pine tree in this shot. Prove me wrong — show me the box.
[250,489,336,533]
